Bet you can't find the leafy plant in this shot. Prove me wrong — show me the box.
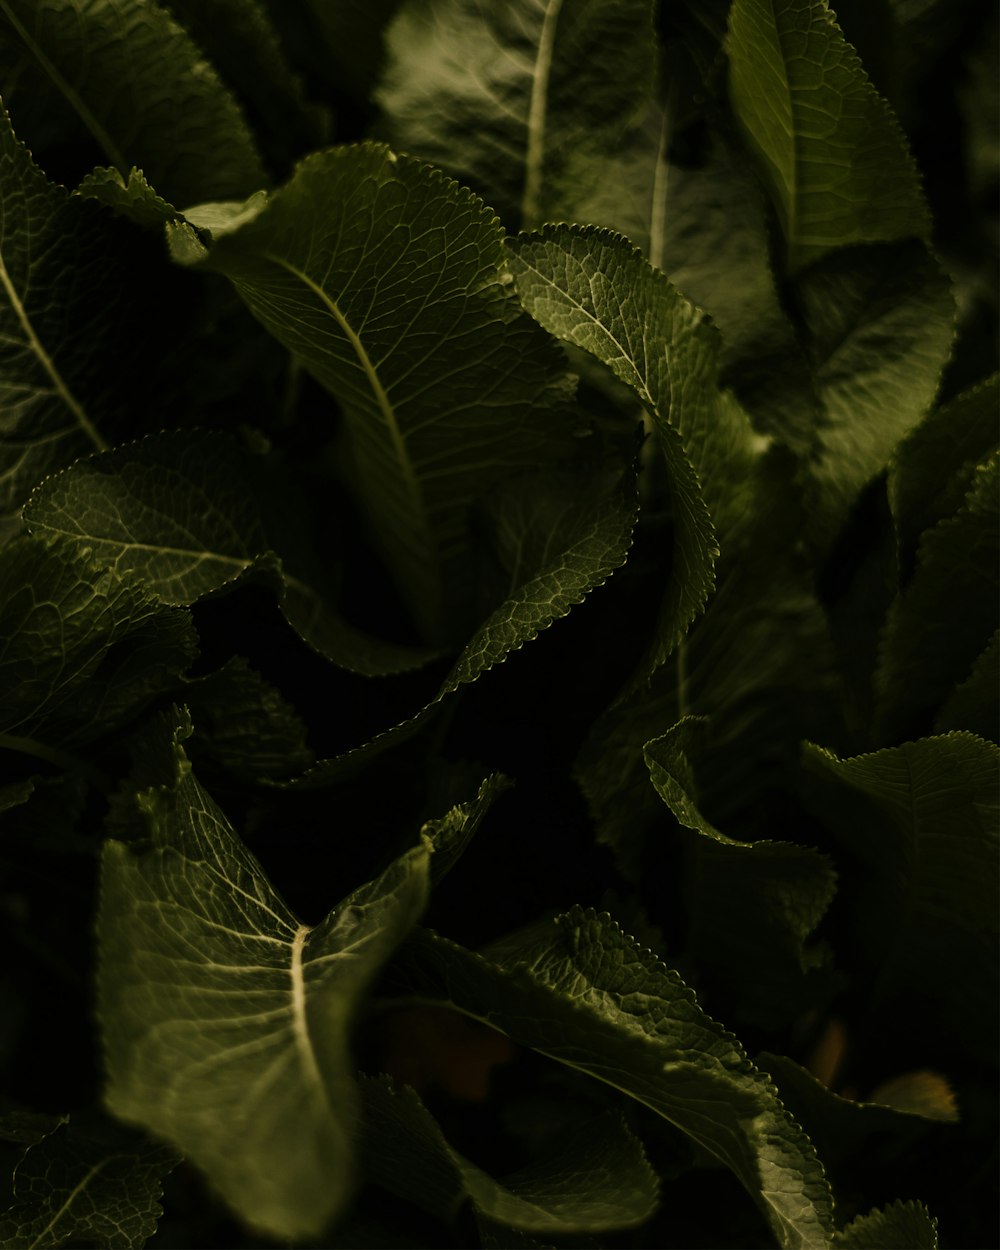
[0,0,996,1247]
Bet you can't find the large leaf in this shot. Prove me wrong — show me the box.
[888,373,999,576]
[874,453,998,741]
[97,707,453,1239]
[376,0,656,228]
[803,732,999,1061]
[172,143,578,643]
[0,0,264,204]
[795,240,955,548]
[24,430,435,676]
[644,718,837,1027]
[360,1078,658,1234]
[0,533,195,753]
[0,1116,176,1250]
[396,909,836,1250]
[0,101,143,533]
[287,462,636,786]
[508,224,773,666]
[726,0,930,271]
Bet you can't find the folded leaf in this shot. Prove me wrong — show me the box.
[934,629,998,742]
[172,143,578,643]
[361,1078,658,1233]
[0,0,264,204]
[98,708,441,1239]
[376,0,656,228]
[726,0,930,271]
[396,909,836,1250]
[803,732,999,1060]
[509,225,773,666]
[644,717,837,1027]
[0,1115,176,1250]
[286,462,636,786]
[24,430,436,676]
[0,533,196,751]
[874,453,998,741]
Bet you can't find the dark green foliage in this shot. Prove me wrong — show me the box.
[0,2,995,1247]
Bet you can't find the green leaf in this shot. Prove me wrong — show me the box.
[97,707,437,1239]
[24,430,436,676]
[577,449,836,881]
[934,629,999,742]
[803,732,999,1061]
[874,453,998,741]
[156,0,328,162]
[644,717,838,1027]
[795,240,955,548]
[180,657,314,783]
[0,0,265,205]
[396,909,836,1250]
[0,1115,176,1250]
[421,775,512,885]
[75,166,184,228]
[361,1078,658,1233]
[174,143,578,643]
[376,0,656,228]
[888,373,999,575]
[0,101,136,531]
[285,463,636,787]
[834,1200,938,1249]
[509,224,773,666]
[726,0,930,271]
[0,533,196,751]
[561,105,795,372]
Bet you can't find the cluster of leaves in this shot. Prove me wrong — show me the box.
[0,0,996,1247]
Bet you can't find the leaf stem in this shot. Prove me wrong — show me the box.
[0,732,109,790]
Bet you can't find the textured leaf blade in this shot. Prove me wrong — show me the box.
[377,0,656,228]
[803,732,999,1060]
[0,1117,176,1250]
[888,373,999,575]
[0,534,195,750]
[97,708,435,1239]
[874,453,998,741]
[834,1200,938,1249]
[726,0,930,270]
[175,143,577,642]
[24,430,436,676]
[361,1078,658,1233]
[0,0,264,204]
[0,100,120,531]
[508,225,772,666]
[795,241,955,547]
[398,909,836,1250]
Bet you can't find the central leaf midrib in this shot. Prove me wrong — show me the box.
[265,255,427,530]
[0,0,130,174]
[0,246,107,453]
[522,0,565,228]
[290,925,334,1112]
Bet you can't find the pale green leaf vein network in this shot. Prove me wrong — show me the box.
[523,0,564,227]
[26,1160,107,1250]
[0,0,128,173]
[261,253,423,517]
[0,248,107,452]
